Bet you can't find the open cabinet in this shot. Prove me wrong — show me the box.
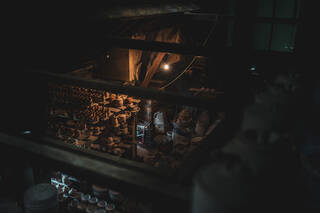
[0,3,234,212]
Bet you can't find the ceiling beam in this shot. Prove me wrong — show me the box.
[104,37,211,56]
[93,3,199,20]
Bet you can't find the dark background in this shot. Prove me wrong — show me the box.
[2,0,309,133]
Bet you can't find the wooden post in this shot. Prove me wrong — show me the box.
[131,113,137,160]
[141,52,166,87]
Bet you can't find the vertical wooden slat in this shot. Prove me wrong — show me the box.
[131,113,137,160]
[268,0,277,50]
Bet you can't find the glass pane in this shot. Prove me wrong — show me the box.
[256,0,274,17]
[271,24,296,52]
[228,0,236,16]
[252,23,272,51]
[275,0,295,18]
[296,0,301,18]
[226,20,234,47]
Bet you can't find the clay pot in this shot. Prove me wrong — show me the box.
[110,116,119,127]
[109,190,123,203]
[195,111,210,136]
[153,111,167,134]
[176,109,192,127]
[126,97,133,104]
[92,185,108,199]
[118,114,127,124]
[114,96,124,107]
[110,94,117,102]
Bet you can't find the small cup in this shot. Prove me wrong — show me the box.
[92,184,108,198]
[77,202,88,213]
[94,209,106,213]
[97,201,108,209]
[86,205,96,213]
[69,190,81,200]
[108,190,123,202]
[88,196,99,207]
[105,203,115,211]
[68,199,80,212]
[81,194,91,203]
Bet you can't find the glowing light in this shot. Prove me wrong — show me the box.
[162,63,170,71]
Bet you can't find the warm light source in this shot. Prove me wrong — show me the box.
[162,63,170,71]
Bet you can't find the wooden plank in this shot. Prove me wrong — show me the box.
[0,132,190,202]
[150,79,165,84]
[42,136,172,178]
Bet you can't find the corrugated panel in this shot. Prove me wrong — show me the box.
[252,23,272,50]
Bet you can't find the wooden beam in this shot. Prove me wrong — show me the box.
[141,52,166,87]
[222,15,300,24]
[0,132,190,202]
[104,37,211,56]
[150,79,165,84]
[94,3,199,20]
[33,71,223,110]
